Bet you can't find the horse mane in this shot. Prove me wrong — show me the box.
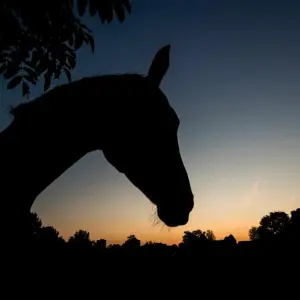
[9,73,147,121]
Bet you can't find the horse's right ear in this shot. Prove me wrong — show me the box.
[147,45,170,87]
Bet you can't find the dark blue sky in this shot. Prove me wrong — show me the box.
[1,0,300,243]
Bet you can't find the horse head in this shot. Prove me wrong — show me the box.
[101,45,194,227]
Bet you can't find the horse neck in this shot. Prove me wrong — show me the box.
[0,74,140,215]
[0,83,100,215]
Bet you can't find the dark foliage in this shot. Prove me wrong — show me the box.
[0,0,132,97]
[18,207,299,266]
[248,209,300,242]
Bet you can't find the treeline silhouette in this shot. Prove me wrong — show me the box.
[23,207,299,264]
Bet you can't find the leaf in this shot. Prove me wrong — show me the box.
[30,50,41,68]
[63,67,72,82]
[63,43,75,54]
[19,43,31,61]
[23,66,38,80]
[7,75,22,90]
[74,30,84,50]
[68,34,74,47]
[85,33,95,53]
[24,75,37,85]
[123,0,132,13]
[54,69,62,79]
[9,50,22,65]
[80,23,92,33]
[0,64,6,75]
[96,0,112,23]
[0,54,6,64]
[44,70,53,91]
[3,65,20,79]
[57,51,67,68]
[67,48,76,58]
[90,0,131,23]
[36,55,49,75]
[60,29,70,43]
[22,80,30,98]
[67,54,76,69]
[89,0,98,16]
[113,4,125,22]
[77,0,88,16]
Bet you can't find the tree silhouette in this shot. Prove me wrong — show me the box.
[223,234,236,245]
[183,230,205,241]
[107,243,122,255]
[68,229,92,247]
[93,239,107,250]
[182,230,207,249]
[206,230,216,241]
[11,206,300,260]
[248,226,259,241]
[28,212,42,237]
[248,210,295,242]
[0,0,132,97]
[123,234,140,248]
[142,242,171,257]
[37,225,63,244]
[256,211,290,241]
[290,208,300,240]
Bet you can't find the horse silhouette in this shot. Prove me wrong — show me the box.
[0,45,194,240]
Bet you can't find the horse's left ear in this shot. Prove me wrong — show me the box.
[147,44,170,86]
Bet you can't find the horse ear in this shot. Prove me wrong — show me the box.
[147,44,170,86]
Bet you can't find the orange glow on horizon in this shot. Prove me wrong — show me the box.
[59,223,250,246]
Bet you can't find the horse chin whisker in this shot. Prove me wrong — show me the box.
[149,207,161,227]
[148,206,169,232]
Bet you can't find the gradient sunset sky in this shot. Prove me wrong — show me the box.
[1,0,300,244]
